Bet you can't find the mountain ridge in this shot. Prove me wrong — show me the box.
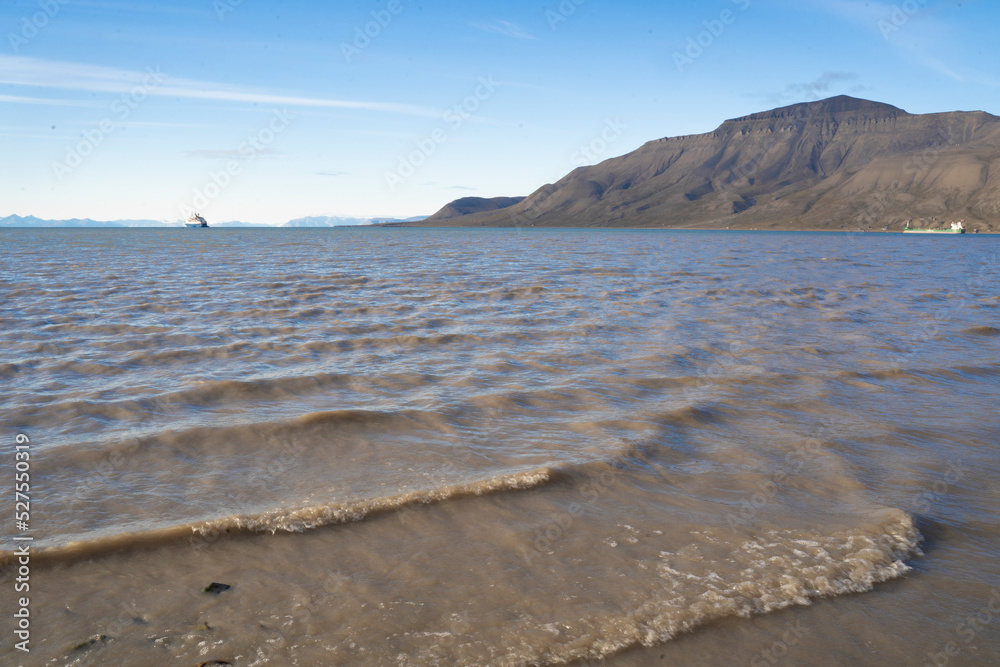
[405,96,1000,232]
[425,196,526,222]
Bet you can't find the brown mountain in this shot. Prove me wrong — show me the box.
[409,96,1000,232]
[426,196,525,221]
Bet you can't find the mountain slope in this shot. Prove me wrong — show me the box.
[425,196,525,221]
[411,96,1000,231]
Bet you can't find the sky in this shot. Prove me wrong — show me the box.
[1,0,998,224]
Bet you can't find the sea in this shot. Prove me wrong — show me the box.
[1,227,998,666]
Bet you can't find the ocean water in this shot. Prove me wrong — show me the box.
[1,227,998,666]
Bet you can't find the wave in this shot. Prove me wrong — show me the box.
[633,508,920,639]
[835,361,1000,383]
[961,325,1000,336]
[6,373,366,428]
[15,466,557,565]
[478,509,922,666]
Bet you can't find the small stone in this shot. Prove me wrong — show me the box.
[196,662,232,666]
[72,634,107,651]
[202,582,231,594]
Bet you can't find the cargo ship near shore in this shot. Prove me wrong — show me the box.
[903,220,964,233]
[185,213,209,228]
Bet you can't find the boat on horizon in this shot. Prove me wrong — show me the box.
[903,220,964,234]
[185,213,209,228]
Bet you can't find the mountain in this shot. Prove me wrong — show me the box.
[369,216,429,224]
[210,221,277,227]
[1,214,132,227]
[1,215,427,228]
[280,216,370,227]
[407,96,1000,232]
[280,215,429,226]
[425,196,525,221]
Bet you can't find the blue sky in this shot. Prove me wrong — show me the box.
[1,0,998,224]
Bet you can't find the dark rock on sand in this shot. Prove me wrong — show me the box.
[72,634,108,651]
[202,582,231,594]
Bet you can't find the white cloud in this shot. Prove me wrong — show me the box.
[808,0,890,26]
[471,20,536,40]
[810,0,967,80]
[0,94,99,107]
[186,148,280,159]
[0,55,440,116]
[66,1,207,15]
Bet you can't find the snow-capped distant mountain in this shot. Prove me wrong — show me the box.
[280,216,370,227]
[0,215,182,227]
[1,214,429,228]
[280,215,428,226]
[368,216,429,224]
[3,214,127,227]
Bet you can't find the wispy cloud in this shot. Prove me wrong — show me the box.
[447,185,477,190]
[186,148,279,159]
[314,170,349,177]
[912,55,963,81]
[810,0,966,80]
[0,124,69,139]
[67,0,208,15]
[114,121,209,129]
[757,71,861,105]
[0,55,441,116]
[0,94,99,107]
[809,0,889,26]
[471,20,536,40]
[788,71,859,99]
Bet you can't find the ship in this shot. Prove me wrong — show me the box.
[903,220,964,234]
[185,213,209,228]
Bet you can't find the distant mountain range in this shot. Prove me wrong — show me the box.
[280,215,428,227]
[0,214,427,228]
[0,215,162,227]
[411,96,1000,232]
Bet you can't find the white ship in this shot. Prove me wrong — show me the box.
[185,213,209,228]
[903,220,964,234]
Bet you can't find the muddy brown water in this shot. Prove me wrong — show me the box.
[2,227,998,666]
